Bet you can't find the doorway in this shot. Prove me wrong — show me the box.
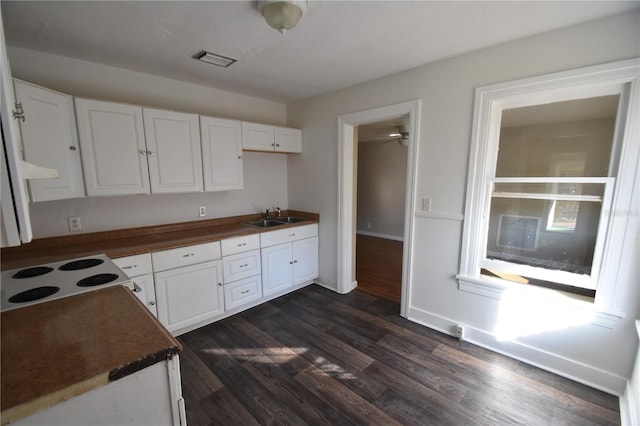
[355,117,409,303]
[337,100,421,317]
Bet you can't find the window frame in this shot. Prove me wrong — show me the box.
[457,58,640,323]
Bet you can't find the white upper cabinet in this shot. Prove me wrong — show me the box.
[13,80,85,202]
[241,122,274,151]
[200,116,243,191]
[241,122,302,153]
[75,98,149,196]
[143,108,203,194]
[274,126,302,153]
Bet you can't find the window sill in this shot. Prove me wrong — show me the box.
[456,274,624,329]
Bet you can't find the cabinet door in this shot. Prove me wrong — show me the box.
[131,273,158,317]
[261,243,293,297]
[274,126,302,153]
[154,260,224,333]
[201,117,243,191]
[241,122,274,151]
[14,80,85,201]
[143,108,203,194]
[293,236,319,285]
[75,98,149,196]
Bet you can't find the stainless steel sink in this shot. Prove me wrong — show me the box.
[245,219,284,228]
[273,216,309,224]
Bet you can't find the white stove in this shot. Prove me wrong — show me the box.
[1,254,132,312]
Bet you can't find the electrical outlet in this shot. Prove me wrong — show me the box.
[367,222,371,230]
[422,198,432,212]
[68,216,82,231]
[199,206,206,217]
[455,324,465,340]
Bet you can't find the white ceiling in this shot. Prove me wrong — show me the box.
[2,1,638,104]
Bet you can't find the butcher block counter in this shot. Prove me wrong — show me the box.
[0,285,182,425]
[0,210,318,270]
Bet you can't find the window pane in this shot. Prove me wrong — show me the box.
[496,95,618,178]
[486,197,602,275]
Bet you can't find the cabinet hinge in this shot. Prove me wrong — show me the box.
[12,102,25,122]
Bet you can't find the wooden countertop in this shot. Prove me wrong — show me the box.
[0,210,319,270]
[0,285,181,425]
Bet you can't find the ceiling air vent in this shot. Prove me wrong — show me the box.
[193,50,237,68]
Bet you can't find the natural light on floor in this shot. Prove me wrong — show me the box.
[494,286,596,341]
[202,347,356,380]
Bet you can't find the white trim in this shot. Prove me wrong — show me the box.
[407,306,627,395]
[414,211,464,222]
[456,275,624,329]
[459,58,640,314]
[337,99,422,319]
[356,230,404,242]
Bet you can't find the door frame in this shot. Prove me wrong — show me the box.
[337,99,421,317]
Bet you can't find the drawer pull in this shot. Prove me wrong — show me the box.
[293,260,298,264]
[182,253,195,258]
[122,265,137,270]
[237,243,247,247]
[240,290,250,294]
[239,263,249,268]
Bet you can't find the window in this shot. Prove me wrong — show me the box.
[458,59,639,317]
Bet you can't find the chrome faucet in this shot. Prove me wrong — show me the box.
[276,207,281,218]
[264,208,271,219]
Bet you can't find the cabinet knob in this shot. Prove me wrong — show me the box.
[69,146,77,151]
[276,144,280,147]
[147,150,155,156]
[293,260,298,263]
[238,155,242,159]
[218,283,223,287]
[289,261,293,265]
[149,301,156,306]
[139,149,146,155]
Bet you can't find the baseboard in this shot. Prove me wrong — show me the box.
[407,306,627,396]
[313,280,338,292]
[619,383,639,426]
[356,230,404,242]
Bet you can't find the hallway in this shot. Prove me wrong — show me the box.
[356,234,403,303]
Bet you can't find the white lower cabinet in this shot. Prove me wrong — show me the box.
[261,224,319,297]
[221,234,262,310]
[113,253,157,317]
[262,243,294,296]
[154,260,224,334]
[224,275,262,311]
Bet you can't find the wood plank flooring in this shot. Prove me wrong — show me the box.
[178,285,620,426]
[356,234,402,303]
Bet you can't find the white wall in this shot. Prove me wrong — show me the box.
[286,10,640,394]
[356,140,407,239]
[7,47,289,237]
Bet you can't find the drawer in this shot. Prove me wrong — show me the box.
[260,223,319,248]
[222,249,261,284]
[152,241,221,272]
[221,234,260,257]
[112,253,153,277]
[224,275,262,311]
[290,223,318,241]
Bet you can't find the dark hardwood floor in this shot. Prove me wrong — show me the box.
[356,234,403,303]
[178,285,620,426]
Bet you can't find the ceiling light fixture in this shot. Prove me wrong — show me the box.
[193,50,237,68]
[259,1,307,35]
